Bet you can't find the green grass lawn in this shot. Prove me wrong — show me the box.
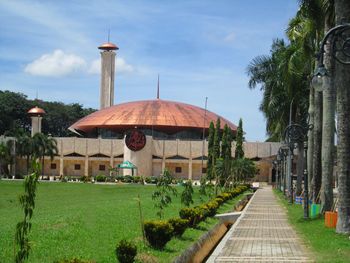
[0,180,248,263]
[274,190,350,263]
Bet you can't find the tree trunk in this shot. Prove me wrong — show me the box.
[335,0,350,234]
[321,20,335,213]
[312,90,322,202]
[307,86,314,193]
[296,142,304,196]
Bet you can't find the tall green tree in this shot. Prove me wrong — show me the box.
[235,118,244,159]
[207,121,215,180]
[214,118,221,158]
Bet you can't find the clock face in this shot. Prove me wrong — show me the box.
[125,130,146,151]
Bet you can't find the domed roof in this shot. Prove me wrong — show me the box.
[28,106,45,115]
[98,42,119,51]
[69,99,236,134]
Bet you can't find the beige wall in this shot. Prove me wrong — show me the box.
[13,137,279,180]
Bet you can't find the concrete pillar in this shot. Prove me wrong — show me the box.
[161,140,166,172]
[188,158,193,180]
[31,116,42,136]
[123,135,153,177]
[84,156,89,177]
[59,140,64,176]
[100,51,116,109]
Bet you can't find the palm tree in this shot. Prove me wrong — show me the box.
[231,158,257,184]
[32,133,58,177]
[320,0,335,212]
[16,133,33,174]
[334,0,350,234]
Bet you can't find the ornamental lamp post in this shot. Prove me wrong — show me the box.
[284,123,313,219]
[312,23,350,89]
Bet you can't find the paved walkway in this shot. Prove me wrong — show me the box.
[207,186,312,263]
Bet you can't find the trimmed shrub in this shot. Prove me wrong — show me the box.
[115,239,137,263]
[144,220,174,249]
[179,207,203,227]
[214,197,224,205]
[95,174,106,182]
[168,218,189,237]
[202,200,219,217]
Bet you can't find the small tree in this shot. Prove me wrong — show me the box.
[152,169,177,218]
[235,118,244,159]
[181,180,194,207]
[15,161,41,263]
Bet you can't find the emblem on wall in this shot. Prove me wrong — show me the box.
[125,130,146,151]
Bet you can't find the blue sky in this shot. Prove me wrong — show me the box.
[0,0,298,141]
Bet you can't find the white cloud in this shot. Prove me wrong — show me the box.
[88,57,134,75]
[24,50,86,77]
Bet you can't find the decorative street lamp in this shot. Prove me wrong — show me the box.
[284,123,313,219]
[278,145,289,195]
[312,23,350,89]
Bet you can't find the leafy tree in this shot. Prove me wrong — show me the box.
[0,90,96,137]
[0,140,13,177]
[181,180,194,207]
[235,118,244,159]
[152,169,177,219]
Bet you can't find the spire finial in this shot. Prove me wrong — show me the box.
[108,29,110,42]
[157,74,160,99]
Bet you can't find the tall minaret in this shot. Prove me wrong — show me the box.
[28,106,45,137]
[98,41,118,109]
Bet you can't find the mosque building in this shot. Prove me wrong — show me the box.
[18,40,280,182]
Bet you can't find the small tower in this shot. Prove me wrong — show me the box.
[98,41,119,109]
[28,106,45,137]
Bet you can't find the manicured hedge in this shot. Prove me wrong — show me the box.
[143,185,249,249]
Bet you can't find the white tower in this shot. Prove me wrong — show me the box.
[98,42,118,109]
[28,106,45,137]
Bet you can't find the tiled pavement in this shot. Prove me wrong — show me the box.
[207,186,313,263]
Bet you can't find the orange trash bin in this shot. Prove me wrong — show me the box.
[325,211,338,228]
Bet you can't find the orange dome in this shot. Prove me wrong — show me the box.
[28,106,45,115]
[98,42,119,51]
[69,99,236,135]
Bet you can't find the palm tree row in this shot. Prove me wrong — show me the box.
[16,133,58,175]
[247,0,350,234]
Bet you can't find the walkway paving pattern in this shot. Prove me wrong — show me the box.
[207,186,313,263]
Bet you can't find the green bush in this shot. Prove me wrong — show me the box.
[95,174,106,182]
[143,220,174,249]
[115,239,137,263]
[179,207,203,227]
[125,175,134,183]
[79,175,91,183]
[168,218,189,237]
[133,176,141,183]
